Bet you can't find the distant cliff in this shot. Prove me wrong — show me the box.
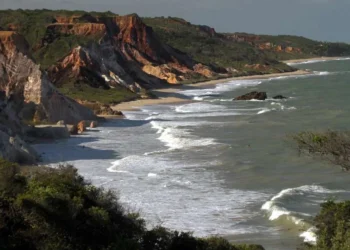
[143,17,350,69]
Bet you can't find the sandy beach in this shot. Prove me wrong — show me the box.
[112,69,311,111]
[113,58,347,112]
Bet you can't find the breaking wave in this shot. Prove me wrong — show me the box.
[150,120,219,150]
[262,185,348,244]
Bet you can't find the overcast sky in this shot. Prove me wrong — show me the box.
[2,0,349,42]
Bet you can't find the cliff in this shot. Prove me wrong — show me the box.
[44,13,219,91]
[0,31,97,124]
[143,17,296,74]
[0,91,38,164]
[0,11,221,104]
[143,17,350,67]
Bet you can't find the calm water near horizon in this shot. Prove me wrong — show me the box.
[34,59,350,250]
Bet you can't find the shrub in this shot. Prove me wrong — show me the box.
[293,131,350,170]
[0,159,265,250]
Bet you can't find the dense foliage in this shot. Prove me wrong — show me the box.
[0,159,264,250]
[293,131,350,249]
[293,131,350,171]
[143,17,293,74]
[258,35,350,60]
[308,200,350,250]
[143,17,350,65]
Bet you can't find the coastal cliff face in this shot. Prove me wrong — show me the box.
[0,31,96,124]
[44,13,219,90]
[0,10,226,107]
[0,90,38,164]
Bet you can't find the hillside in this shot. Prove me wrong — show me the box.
[143,17,350,66]
[0,10,298,106]
[2,11,349,106]
[0,10,228,105]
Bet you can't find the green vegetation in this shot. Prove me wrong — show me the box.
[0,158,264,250]
[0,9,111,48]
[143,17,350,66]
[33,35,99,69]
[0,9,135,104]
[293,131,350,249]
[58,83,138,104]
[0,10,106,69]
[305,200,350,250]
[143,17,293,73]
[293,131,350,171]
[256,34,350,60]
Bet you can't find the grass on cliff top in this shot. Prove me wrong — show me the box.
[143,17,350,64]
[33,35,99,69]
[143,17,294,72]
[0,9,113,69]
[0,9,116,46]
[58,83,138,104]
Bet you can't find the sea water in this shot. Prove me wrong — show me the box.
[34,59,350,250]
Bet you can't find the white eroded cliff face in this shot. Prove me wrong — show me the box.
[0,31,97,124]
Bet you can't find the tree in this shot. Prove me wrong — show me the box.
[293,130,350,170]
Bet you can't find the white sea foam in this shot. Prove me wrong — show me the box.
[150,120,218,150]
[300,227,317,244]
[315,71,331,76]
[146,104,244,119]
[287,60,327,66]
[262,185,349,244]
[209,98,234,102]
[287,57,350,66]
[175,103,226,113]
[148,173,158,178]
[257,109,271,115]
[180,80,262,99]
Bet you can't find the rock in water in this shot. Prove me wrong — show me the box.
[67,125,78,135]
[90,121,98,128]
[235,91,267,100]
[273,95,288,99]
[57,120,65,125]
[77,121,87,134]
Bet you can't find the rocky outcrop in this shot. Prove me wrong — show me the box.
[0,91,38,164]
[273,95,288,99]
[0,131,38,164]
[235,91,267,101]
[142,64,181,84]
[0,31,97,124]
[43,13,221,94]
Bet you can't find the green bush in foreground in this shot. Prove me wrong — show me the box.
[293,131,350,250]
[0,159,264,250]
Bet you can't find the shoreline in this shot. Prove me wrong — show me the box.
[112,55,350,112]
[282,56,349,64]
[112,69,310,112]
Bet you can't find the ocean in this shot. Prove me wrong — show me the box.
[34,58,350,250]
